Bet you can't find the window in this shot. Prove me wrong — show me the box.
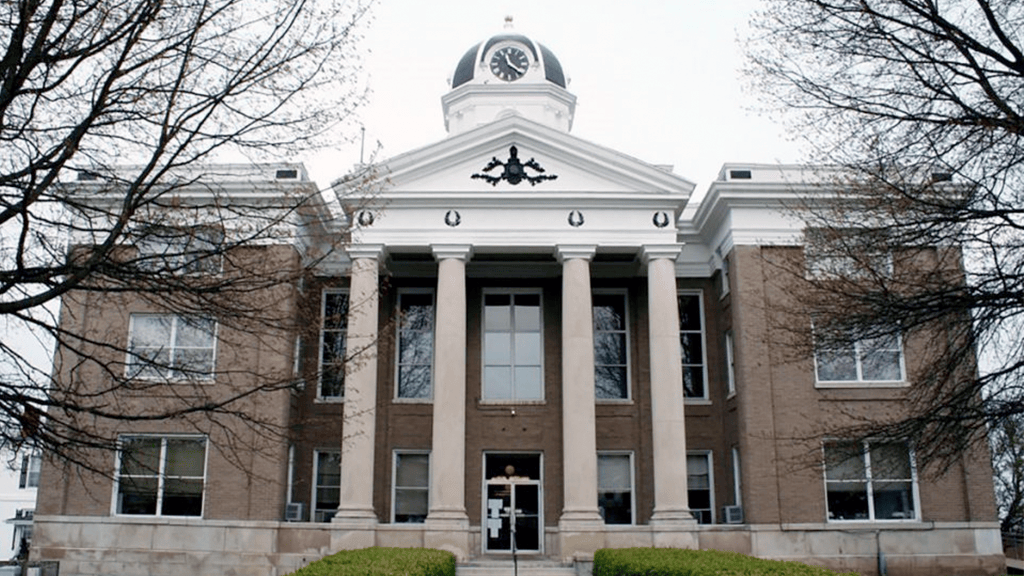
[18,453,40,489]
[597,453,633,524]
[136,226,223,275]
[731,447,742,507]
[824,440,918,521]
[725,331,736,397]
[128,315,216,380]
[593,291,629,400]
[393,452,429,523]
[482,291,543,401]
[319,290,348,399]
[396,290,434,399]
[115,436,206,517]
[687,452,713,524]
[678,292,707,399]
[312,450,341,522]
[814,328,904,384]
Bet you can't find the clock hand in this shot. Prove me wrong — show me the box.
[504,53,525,75]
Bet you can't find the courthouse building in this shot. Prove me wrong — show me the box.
[31,26,1005,576]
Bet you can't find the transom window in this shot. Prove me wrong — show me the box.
[597,452,633,525]
[594,292,629,400]
[824,440,918,521]
[319,290,348,399]
[396,290,434,400]
[115,436,206,517]
[128,315,216,380]
[814,328,904,384]
[393,451,429,523]
[687,452,713,524]
[312,449,341,522]
[678,292,707,399]
[482,291,543,401]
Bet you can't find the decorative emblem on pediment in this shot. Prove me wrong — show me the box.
[445,210,461,227]
[357,211,374,226]
[568,210,584,227]
[471,145,558,186]
[652,211,670,228]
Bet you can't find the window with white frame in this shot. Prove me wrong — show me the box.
[725,331,736,397]
[393,451,429,523]
[678,292,707,399]
[312,449,341,522]
[319,290,348,399]
[136,226,223,275]
[482,291,543,401]
[824,440,918,521]
[18,453,40,489]
[396,290,434,400]
[128,315,216,380]
[814,327,904,384]
[731,447,742,507]
[687,452,713,524]
[115,436,206,517]
[594,291,629,400]
[597,452,633,524]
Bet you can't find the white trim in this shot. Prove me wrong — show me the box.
[731,446,742,507]
[725,331,736,398]
[391,450,430,524]
[317,289,349,401]
[678,290,710,402]
[394,288,436,401]
[481,288,545,403]
[593,289,631,402]
[597,451,635,525]
[112,434,208,518]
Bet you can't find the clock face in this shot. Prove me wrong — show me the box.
[489,46,529,81]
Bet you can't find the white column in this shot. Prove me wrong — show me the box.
[335,244,383,524]
[557,245,603,525]
[426,245,472,528]
[643,245,696,525]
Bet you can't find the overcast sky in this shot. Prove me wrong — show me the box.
[306,0,804,198]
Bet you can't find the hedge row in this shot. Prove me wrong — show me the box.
[284,547,455,576]
[593,548,859,576]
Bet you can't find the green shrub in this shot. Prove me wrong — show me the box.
[284,547,455,576]
[593,548,858,576]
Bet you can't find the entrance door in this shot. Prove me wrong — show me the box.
[483,454,542,554]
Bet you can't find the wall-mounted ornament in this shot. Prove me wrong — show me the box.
[357,211,374,226]
[568,210,584,227]
[471,145,558,186]
[445,210,462,227]
[652,211,670,228]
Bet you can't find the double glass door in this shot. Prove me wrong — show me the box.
[484,454,542,554]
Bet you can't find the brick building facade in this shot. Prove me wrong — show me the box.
[31,29,1004,576]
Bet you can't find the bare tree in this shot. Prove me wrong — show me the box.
[0,0,375,469]
[991,413,1024,532]
[745,0,1024,471]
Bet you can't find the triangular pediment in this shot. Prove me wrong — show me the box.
[335,115,695,199]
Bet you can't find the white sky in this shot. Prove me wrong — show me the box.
[305,0,804,198]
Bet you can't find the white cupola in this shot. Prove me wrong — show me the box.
[442,17,577,135]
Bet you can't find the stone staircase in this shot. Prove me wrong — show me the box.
[456,559,579,576]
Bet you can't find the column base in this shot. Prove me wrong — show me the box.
[558,509,605,563]
[330,509,378,550]
[424,512,471,561]
[649,509,699,549]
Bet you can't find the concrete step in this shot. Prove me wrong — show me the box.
[457,559,577,576]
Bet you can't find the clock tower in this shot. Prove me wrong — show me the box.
[442,18,577,135]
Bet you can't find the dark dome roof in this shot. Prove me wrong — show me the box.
[452,34,566,89]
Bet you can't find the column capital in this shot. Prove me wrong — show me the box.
[555,244,597,263]
[431,244,473,262]
[346,243,385,261]
[640,244,683,264]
